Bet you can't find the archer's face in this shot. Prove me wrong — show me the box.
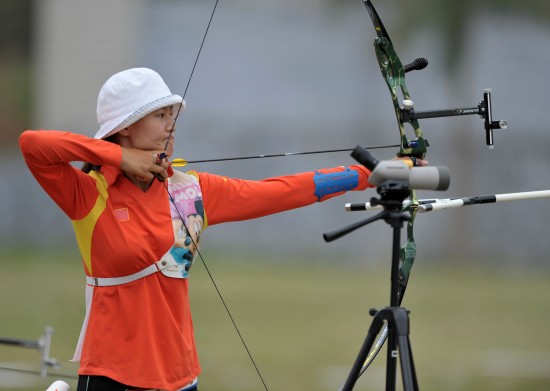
[124,106,176,157]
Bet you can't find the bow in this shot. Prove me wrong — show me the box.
[352,0,507,377]
[363,0,424,318]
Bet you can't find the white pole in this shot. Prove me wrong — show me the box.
[495,190,550,202]
[418,190,550,213]
[345,190,550,213]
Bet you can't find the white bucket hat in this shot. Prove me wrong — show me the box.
[94,68,185,139]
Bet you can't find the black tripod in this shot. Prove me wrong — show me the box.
[324,180,420,391]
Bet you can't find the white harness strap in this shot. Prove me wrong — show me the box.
[72,284,93,362]
[86,263,159,287]
[85,254,185,287]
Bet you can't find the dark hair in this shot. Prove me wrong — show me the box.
[81,134,118,173]
[81,162,100,174]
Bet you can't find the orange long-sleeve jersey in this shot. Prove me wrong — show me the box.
[19,130,372,390]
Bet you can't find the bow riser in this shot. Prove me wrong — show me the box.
[374,37,428,159]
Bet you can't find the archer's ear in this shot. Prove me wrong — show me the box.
[118,128,130,137]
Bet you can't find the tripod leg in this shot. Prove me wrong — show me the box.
[385,330,398,391]
[393,308,418,391]
[406,337,420,390]
[397,335,415,390]
[340,315,386,391]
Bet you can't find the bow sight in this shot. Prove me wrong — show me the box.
[399,88,508,149]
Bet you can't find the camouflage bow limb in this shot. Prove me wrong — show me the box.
[364,0,425,305]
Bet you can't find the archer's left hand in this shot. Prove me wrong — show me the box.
[394,156,428,168]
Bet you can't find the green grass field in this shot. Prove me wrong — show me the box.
[1,248,549,390]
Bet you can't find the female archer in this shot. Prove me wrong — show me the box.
[19,67,424,391]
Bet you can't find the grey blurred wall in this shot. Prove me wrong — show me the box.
[3,0,550,267]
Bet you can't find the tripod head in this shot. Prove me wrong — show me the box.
[369,180,411,212]
[323,146,450,242]
[323,179,411,242]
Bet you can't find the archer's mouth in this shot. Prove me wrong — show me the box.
[161,137,174,151]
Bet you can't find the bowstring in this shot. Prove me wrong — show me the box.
[162,181,270,390]
[172,0,220,126]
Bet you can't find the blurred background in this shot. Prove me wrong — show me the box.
[1,0,549,390]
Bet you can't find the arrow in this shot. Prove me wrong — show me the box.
[171,144,400,167]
